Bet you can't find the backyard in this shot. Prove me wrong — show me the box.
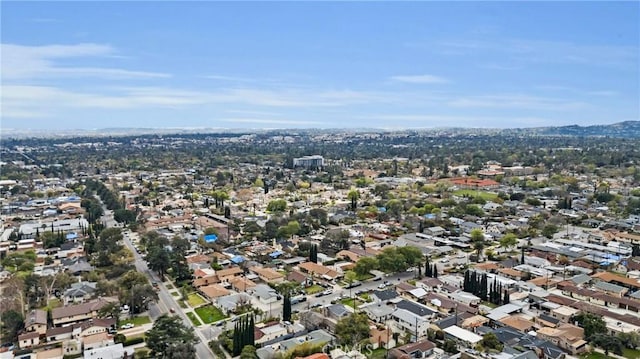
[194,305,227,324]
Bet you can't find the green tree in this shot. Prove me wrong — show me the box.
[573,312,607,340]
[385,199,403,219]
[146,315,196,358]
[1,310,24,343]
[354,257,378,276]
[442,339,459,354]
[591,334,624,357]
[477,332,503,352]
[541,224,559,239]
[240,345,258,359]
[499,233,518,252]
[282,294,292,322]
[267,199,287,213]
[97,301,122,325]
[376,247,408,273]
[334,313,370,346]
[396,246,424,268]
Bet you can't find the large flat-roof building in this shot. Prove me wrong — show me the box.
[293,155,324,169]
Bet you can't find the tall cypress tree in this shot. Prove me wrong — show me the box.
[233,321,240,356]
[425,258,430,277]
[283,294,292,322]
[433,265,438,278]
[242,316,250,351]
[310,245,318,263]
[247,314,255,347]
[463,270,470,292]
[503,290,510,304]
[480,273,488,301]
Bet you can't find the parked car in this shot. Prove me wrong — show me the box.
[378,283,386,289]
[120,323,134,329]
[372,276,382,281]
[322,289,333,295]
[315,292,325,298]
[311,303,322,309]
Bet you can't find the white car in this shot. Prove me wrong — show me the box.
[120,323,134,329]
[457,253,466,258]
[378,283,386,289]
[440,258,449,263]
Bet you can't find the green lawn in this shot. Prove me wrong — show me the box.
[356,273,374,281]
[481,301,499,309]
[624,348,640,359]
[453,189,498,201]
[178,300,188,309]
[171,291,180,297]
[120,315,151,326]
[368,348,387,359]
[305,285,324,294]
[194,305,227,324]
[41,298,62,311]
[186,312,202,326]
[578,350,640,359]
[340,298,363,309]
[134,348,150,359]
[187,293,207,307]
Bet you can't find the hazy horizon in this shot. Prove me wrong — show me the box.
[2,2,638,130]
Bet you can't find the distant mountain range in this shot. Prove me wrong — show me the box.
[525,121,640,138]
[2,121,639,139]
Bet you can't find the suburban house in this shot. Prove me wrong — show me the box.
[250,266,285,283]
[298,261,342,281]
[389,339,436,359]
[18,332,40,349]
[63,281,97,305]
[24,309,48,335]
[51,298,115,327]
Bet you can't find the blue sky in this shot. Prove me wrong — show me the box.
[1,1,638,130]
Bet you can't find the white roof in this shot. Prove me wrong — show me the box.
[443,325,482,343]
[408,288,428,298]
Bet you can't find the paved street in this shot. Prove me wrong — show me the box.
[101,210,214,359]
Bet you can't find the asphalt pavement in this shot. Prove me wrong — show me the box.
[102,211,214,359]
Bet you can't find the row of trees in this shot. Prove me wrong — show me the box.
[232,315,256,356]
[462,270,510,305]
[143,231,192,282]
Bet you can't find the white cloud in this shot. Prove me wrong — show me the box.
[1,43,170,80]
[220,118,320,126]
[390,74,449,84]
[448,94,587,111]
[1,84,392,119]
[438,38,638,67]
